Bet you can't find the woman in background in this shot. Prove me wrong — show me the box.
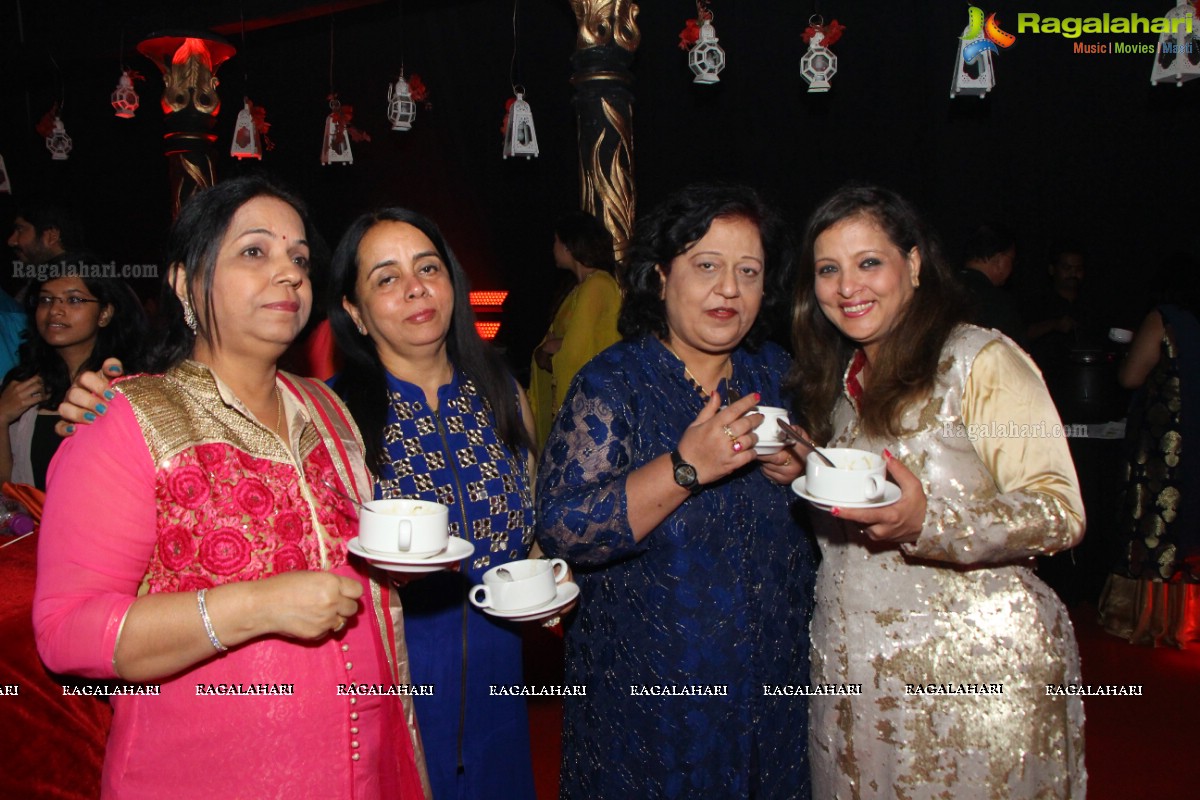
[1099,255,1200,647]
[1,264,145,488]
[529,211,621,446]
[789,183,1085,798]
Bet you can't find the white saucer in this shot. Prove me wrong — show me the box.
[348,536,474,574]
[791,476,901,510]
[477,581,580,622]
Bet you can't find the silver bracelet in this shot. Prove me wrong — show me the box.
[197,589,228,653]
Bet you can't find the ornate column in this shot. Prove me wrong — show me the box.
[569,1,639,265]
[138,32,236,218]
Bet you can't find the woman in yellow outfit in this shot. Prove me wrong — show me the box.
[529,211,622,446]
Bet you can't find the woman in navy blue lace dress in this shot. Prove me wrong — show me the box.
[538,185,817,799]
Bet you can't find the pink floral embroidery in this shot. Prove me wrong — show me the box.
[159,525,195,571]
[236,450,270,472]
[176,574,213,592]
[198,527,251,575]
[235,478,274,517]
[272,544,306,573]
[195,443,233,479]
[275,510,305,542]
[168,465,211,509]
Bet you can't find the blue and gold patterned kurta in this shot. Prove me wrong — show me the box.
[537,336,816,800]
[378,369,536,800]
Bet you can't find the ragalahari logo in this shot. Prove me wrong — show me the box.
[961,6,1017,64]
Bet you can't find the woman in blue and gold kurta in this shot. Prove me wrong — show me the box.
[538,185,817,799]
[330,209,538,800]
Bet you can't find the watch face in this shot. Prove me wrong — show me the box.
[674,463,698,487]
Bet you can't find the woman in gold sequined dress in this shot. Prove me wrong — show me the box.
[786,184,1087,798]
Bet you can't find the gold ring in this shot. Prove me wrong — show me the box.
[783,457,792,467]
[332,618,346,633]
[722,425,737,442]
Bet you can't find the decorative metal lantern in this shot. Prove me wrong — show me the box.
[800,30,837,92]
[688,18,725,84]
[0,153,10,194]
[45,116,73,160]
[111,70,140,118]
[230,99,261,160]
[951,26,995,98]
[502,92,540,159]
[387,74,416,131]
[321,98,353,166]
[1151,2,1200,86]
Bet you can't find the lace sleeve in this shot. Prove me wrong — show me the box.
[536,368,643,567]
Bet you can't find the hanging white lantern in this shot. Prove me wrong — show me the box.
[502,91,539,159]
[0,153,11,194]
[800,30,838,92]
[321,100,353,166]
[387,74,416,131]
[231,98,262,160]
[110,70,139,118]
[45,116,73,160]
[688,17,725,84]
[1151,2,1200,86]
[951,25,995,98]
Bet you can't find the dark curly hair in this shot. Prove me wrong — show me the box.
[618,183,795,350]
[785,183,969,443]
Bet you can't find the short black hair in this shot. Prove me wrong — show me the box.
[553,211,615,273]
[618,183,794,350]
[15,199,85,251]
[963,223,1015,262]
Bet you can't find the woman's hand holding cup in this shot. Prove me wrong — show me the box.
[676,391,763,485]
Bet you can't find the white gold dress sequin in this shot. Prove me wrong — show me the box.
[809,326,1087,799]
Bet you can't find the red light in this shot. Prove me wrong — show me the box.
[469,291,508,309]
[475,321,501,340]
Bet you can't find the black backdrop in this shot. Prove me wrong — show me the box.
[2,0,1197,368]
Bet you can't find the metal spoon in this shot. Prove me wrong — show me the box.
[776,419,838,468]
[321,477,369,513]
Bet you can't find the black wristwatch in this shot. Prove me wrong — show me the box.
[670,449,702,495]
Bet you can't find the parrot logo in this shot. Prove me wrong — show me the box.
[961,6,1017,64]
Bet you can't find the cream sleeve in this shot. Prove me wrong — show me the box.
[903,339,1086,565]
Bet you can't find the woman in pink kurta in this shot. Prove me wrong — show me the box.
[33,176,428,799]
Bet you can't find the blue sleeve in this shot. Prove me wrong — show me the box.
[535,362,645,567]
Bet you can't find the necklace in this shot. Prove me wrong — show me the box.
[272,386,285,437]
[661,339,731,398]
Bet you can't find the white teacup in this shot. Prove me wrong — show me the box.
[469,558,569,613]
[805,448,886,503]
[747,405,791,455]
[358,499,450,558]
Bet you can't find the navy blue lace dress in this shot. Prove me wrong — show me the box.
[537,335,816,799]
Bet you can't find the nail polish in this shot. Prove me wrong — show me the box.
[107,365,122,373]
[83,412,96,422]
[103,390,115,401]
[831,507,841,517]
[95,404,107,415]
[883,449,893,460]
[65,424,75,434]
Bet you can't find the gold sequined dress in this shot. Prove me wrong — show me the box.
[809,325,1087,799]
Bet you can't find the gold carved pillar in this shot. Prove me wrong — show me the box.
[138,32,236,218]
[569,1,639,266]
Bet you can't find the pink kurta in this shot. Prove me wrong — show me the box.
[33,362,427,800]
